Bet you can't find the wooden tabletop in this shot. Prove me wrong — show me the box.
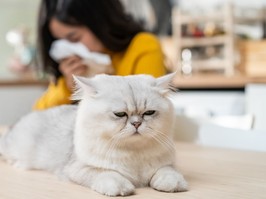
[0,141,265,199]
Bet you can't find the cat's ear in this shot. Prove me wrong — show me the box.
[156,72,178,95]
[71,75,96,101]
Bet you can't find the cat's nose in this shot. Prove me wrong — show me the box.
[131,121,142,129]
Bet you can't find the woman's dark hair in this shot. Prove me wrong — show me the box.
[37,0,143,79]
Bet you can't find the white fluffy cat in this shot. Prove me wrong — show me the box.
[0,74,187,196]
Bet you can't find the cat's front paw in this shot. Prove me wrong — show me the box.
[150,166,188,192]
[91,171,135,196]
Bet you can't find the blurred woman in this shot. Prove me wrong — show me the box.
[34,0,166,110]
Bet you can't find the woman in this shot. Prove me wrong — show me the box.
[34,0,166,110]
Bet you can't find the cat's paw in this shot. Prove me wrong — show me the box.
[91,171,135,196]
[150,166,188,192]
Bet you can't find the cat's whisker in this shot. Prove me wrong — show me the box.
[149,134,176,160]
[154,134,175,153]
[103,135,121,169]
[146,127,175,154]
[148,127,176,148]
[147,132,173,153]
[104,129,141,183]
[101,129,129,169]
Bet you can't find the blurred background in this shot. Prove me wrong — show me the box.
[0,0,266,151]
[1,0,266,77]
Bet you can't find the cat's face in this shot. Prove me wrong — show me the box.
[74,74,176,149]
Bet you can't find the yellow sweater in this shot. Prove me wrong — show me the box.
[34,32,166,110]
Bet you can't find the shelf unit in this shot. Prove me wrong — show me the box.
[172,3,235,75]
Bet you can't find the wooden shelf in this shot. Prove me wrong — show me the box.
[177,5,264,24]
[172,73,266,89]
[235,17,265,24]
[177,14,224,24]
[235,7,266,23]
[189,59,226,70]
[172,2,234,76]
[180,35,229,47]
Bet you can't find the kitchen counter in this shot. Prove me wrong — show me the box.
[1,72,265,89]
[173,73,266,89]
[0,76,48,87]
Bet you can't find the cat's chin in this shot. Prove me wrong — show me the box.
[117,133,155,150]
[132,131,141,136]
[125,132,143,140]
[127,131,147,140]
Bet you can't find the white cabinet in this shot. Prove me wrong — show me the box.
[172,83,266,151]
[246,84,266,131]
[171,88,266,151]
[0,86,45,125]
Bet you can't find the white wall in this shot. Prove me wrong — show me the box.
[0,0,40,78]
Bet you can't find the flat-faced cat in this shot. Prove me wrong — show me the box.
[0,74,188,196]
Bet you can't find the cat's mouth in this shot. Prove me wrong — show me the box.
[132,131,141,136]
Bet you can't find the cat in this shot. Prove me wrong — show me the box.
[0,74,188,196]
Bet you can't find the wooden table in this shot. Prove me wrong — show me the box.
[0,140,265,199]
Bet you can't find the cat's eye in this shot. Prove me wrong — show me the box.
[114,112,128,118]
[143,110,156,116]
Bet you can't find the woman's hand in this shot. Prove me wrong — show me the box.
[59,55,88,90]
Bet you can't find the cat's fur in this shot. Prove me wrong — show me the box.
[0,74,187,196]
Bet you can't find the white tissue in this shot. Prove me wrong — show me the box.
[49,39,111,65]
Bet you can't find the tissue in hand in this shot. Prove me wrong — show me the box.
[49,39,111,65]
